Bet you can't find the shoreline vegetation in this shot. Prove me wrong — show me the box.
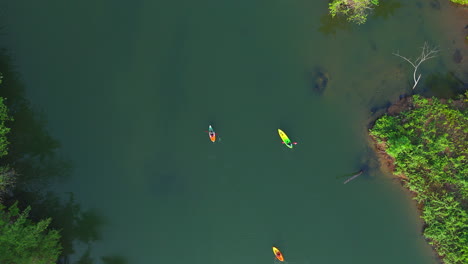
[369,94,468,264]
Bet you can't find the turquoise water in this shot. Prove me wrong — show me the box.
[1,0,466,263]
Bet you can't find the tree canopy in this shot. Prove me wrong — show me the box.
[0,202,62,264]
[0,94,11,158]
[329,0,379,25]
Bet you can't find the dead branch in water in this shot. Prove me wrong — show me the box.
[343,170,363,184]
[393,42,439,90]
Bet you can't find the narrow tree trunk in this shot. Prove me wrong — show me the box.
[343,170,363,184]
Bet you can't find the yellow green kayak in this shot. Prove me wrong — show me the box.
[278,129,293,149]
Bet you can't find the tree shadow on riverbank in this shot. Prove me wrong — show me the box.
[0,50,106,263]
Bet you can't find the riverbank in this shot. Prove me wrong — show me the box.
[369,94,468,264]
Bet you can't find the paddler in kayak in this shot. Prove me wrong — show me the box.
[272,246,284,261]
[209,131,215,142]
[208,125,216,142]
[278,129,297,149]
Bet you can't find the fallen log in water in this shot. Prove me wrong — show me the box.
[343,170,363,184]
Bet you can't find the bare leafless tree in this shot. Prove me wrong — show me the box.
[393,42,439,89]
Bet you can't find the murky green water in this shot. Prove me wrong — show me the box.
[1,0,466,263]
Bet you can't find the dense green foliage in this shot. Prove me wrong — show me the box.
[449,0,468,5]
[0,87,13,196]
[329,0,379,25]
[370,94,468,264]
[0,202,62,264]
[0,95,11,158]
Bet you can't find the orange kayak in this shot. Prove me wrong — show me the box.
[208,125,216,142]
[272,247,284,261]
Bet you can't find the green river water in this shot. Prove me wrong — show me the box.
[0,0,466,263]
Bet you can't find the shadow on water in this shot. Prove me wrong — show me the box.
[14,190,106,259]
[420,71,467,98]
[370,101,392,115]
[0,50,113,264]
[76,247,128,264]
[148,169,185,198]
[317,14,351,36]
[101,256,128,264]
[0,50,72,190]
[147,153,186,199]
[75,247,93,264]
[372,0,403,20]
[307,67,330,96]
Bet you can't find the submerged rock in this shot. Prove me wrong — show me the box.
[430,0,440,10]
[453,49,462,64]
[310,68,330,95]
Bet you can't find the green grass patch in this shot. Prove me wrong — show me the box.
[449,0,468,5]
[370,94,468,264]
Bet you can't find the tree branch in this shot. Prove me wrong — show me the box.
[393,42,439,90]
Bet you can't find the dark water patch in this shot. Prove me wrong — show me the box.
[74,247,93,264]
[373,0,403,19]
[101,256,128,264]
[430,0,441,10]
[308,67,330,95]
[147,154,186,199]
[74,247,127,264]
[420,71,466,98]
[154,17,192,152]
[369,40,377,51]
[148,170,185,198]
[0,50,105,263]
[317,13,351,36]
[370,101,392,115]
[453,49,462,64]
[399,93,411,99]
[0,51,72,189]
